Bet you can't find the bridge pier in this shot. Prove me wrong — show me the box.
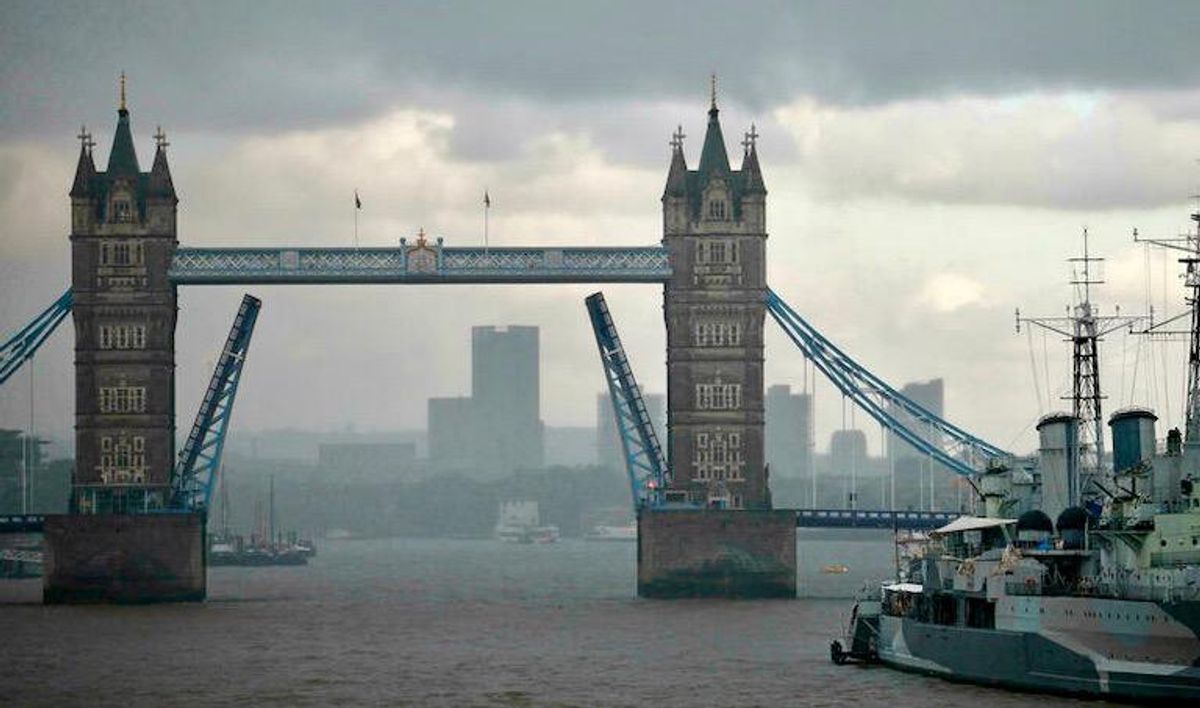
[637,509,796,598]
[42,513,205,604]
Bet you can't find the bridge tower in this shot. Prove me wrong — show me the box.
[662,88,769,509]
[68,79,178,513]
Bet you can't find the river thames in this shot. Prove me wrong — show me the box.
[2,534,1112,706]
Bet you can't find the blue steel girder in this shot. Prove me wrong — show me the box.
[765,288,1008,480]
[169,246,671,285]
[1,289,72,387]
[586,292,669,510]
[170,294,261,511]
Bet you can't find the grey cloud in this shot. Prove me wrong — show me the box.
[3,0,1198,141]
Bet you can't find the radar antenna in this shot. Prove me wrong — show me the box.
[1017,229,1147,501]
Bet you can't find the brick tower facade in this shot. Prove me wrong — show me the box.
[662,95,769,509]
[69,85,178,513]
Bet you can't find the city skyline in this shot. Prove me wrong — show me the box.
[3,2,1200,459]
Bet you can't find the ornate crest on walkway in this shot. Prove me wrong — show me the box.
[402,228,439,274]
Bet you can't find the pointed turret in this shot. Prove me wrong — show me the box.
[70,128,96,198]
[697,89,730,177]
[106,74,140,176]
[741,133,766,196]
[663,125,688,198]
[147,127,176,200]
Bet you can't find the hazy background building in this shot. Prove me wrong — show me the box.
[886,379,950,510]
[472,325,543,475]
[427,326,544,477]
[765,384,813,481]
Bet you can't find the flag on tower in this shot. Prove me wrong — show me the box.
[355,190,362,209]
[484,190,490,208]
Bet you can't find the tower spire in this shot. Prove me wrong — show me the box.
[710,73,717,112]
[119,71,127,113]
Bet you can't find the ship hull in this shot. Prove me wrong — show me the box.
[877,614,1200,701]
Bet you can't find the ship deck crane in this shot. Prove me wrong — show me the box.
[170,294,261,512]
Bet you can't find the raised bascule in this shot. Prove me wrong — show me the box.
[1,81,1005,601]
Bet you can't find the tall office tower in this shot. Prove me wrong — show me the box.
[765,384,813,480]
[471,326,543,474]
[69,85,178,513]
[885,379,945,509]
[662,90,769,509]
[596,391,666,472]
[427,396,477,471]
[887,379,945,460]
[829,428,868,507]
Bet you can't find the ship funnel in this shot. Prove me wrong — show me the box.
[1036,413,1078,522]
[1108,408,1157,475]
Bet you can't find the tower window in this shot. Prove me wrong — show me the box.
[696,383,742,410]
[696,239,738,265]
[99,241,144,266]
[99,324,147,350]
[708,200,727,220]
[95,434,149,483]
[692,429,745,481]
[113,200,132,223]
[693,320,742,347]
[98,385,147,413]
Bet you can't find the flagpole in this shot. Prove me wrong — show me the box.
[354,190,359,251]
[484,188,490,257]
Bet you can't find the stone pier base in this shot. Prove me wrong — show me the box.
[638,509,796,598]
[43,513,206,604]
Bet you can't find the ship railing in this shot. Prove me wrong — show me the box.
[1005,579,1200,602]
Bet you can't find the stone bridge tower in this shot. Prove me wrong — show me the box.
[69,82,178,513]
[662,92,769,509]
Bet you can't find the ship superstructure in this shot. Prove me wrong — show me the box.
[835,212,1200,701]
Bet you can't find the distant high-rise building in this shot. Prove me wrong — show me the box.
[428,396,477,471]
[472,326,543,474]
[887,379,945,460]
[829,428,868,508]
[885,378,946,510]
[596,391,665,472]
[829,429,868,476]
[765,384,812,480]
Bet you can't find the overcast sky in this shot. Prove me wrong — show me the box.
[3,0,1200,458]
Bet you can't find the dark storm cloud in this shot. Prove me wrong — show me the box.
[2,0,1197,141]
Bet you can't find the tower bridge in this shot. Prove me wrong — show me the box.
[2,85,1000,602]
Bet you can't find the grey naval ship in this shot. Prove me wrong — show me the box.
[833,222,1200,701]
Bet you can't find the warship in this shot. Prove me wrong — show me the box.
[833,215,1200,700]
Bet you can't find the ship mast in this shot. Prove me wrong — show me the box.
[1017,229,1145,501]
[1133,197,1200,442]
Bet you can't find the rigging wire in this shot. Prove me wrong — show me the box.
[1026,326,1045,412]
[1161,252,1173,418]
[1042,328,1053,410]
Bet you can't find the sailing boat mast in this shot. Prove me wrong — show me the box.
[268,473,276,547]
